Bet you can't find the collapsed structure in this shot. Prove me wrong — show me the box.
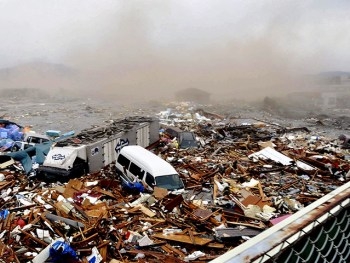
[0,104,349,263]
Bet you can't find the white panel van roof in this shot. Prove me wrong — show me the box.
[119,145,178,177]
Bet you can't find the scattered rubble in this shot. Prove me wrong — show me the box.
[0,102,349,263]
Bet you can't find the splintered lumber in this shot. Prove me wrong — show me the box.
[126,249,184,262]
[0,181,14,191]
[139,217,166,223]
[161,243,186,258]
[71,232,99,247]
[0,241,8,257]
[152,233,213,245]
[135,204,156,217]
[19,230,48,247]
[207,242,225,248]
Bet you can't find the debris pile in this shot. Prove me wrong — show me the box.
[0,119,25,152]
[0,104,349,263]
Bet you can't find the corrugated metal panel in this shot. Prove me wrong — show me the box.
[137,124,150,148]
[79,118,159,173]
[86,139,106,173]
[103,138,118,166]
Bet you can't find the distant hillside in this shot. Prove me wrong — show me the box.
[1,87,50,99]
[0,61,78,96]
[0,61,75,79]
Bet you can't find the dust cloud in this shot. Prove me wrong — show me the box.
[0,2,327,105]
[64,3,306,104]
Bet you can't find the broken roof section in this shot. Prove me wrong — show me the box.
[58,116,157,145]
[249,146,293,165]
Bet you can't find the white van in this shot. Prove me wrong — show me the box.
[115,145,184,191]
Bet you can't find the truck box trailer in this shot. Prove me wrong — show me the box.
[36,116,160,180]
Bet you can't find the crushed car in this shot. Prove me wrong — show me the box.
[161,125,199,149]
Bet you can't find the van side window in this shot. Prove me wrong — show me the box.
[129,162,143,179]
[138,169,145,180]
[145,172,155,188]
[29,137,39,143]
[118,154,130,168]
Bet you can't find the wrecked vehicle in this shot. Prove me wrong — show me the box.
[0,118,52,153]
[36,145,88,181]
[12,132,50,151]
[178,131,199,149]
[162,126,199,149]
[4,116,159,182]
[163,126,183,139]
[115,145,185,191]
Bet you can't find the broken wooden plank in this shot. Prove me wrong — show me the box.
[152,233,213,246]
[19,229,48,247]
[161,243,186,258]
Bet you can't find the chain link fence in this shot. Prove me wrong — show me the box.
[211,181,350,263]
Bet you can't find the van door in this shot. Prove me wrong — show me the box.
[144,172,155,190]
[116,153,133,184]
[128,162,152,190]
[129,162,144,180]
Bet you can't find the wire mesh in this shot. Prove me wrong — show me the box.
[265,203,350,263]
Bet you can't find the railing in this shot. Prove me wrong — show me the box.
[211,181,350,263]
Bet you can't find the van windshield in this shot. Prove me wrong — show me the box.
[155,174,184,190]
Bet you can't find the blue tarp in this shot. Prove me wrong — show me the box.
[124,181,145,194]
[49,240,78,262]
[0,120,24,151]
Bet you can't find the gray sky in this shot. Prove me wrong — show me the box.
[1,0,350,101]
[1,0,349,71]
